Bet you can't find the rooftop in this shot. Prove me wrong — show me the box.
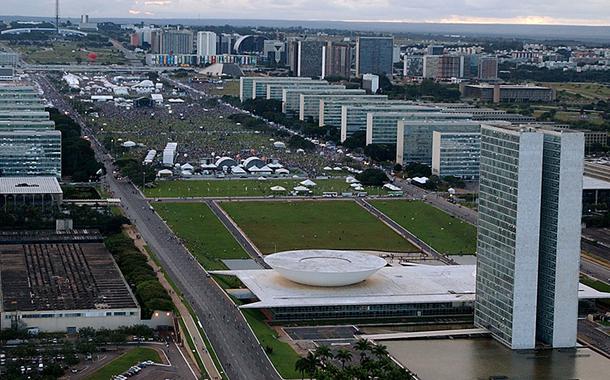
[0,176,62,195]
[213,264,609,309]
[0,241,138,312]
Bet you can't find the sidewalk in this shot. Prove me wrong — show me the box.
[125,227,223,380]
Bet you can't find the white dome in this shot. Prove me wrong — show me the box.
[265,250,387,287]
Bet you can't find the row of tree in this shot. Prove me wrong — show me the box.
[295,339,415,380]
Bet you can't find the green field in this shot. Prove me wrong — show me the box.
[146,179,387,198]
[243,309,301,379]
[208,79,240,97]
[221,200,417,254]
[88,347,160,380]
[370,200,477,255]
[545,82,610,101]
[13,42,126,65]
[154,202,249,269]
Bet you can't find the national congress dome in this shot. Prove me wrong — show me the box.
[264,250,387,287]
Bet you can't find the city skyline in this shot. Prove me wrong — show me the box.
[1,0,610,27]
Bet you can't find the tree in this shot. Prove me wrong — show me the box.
[314,345,333,364]
[356,168,388,186]
[295,352,319,379]
[335,348,352,369]
[354,338,373,363]
[342,130,366,150]
[364,143,396,162]
[371,344,389,359]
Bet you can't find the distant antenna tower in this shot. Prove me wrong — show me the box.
[55,0,60,34]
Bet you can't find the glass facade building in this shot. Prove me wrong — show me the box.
[318,96,388,127]
[396,119,481,165]
[239,76,314,102]
[367,111,471,145]
[355,36,394,77]
[475,124,584,350]
[282,87,350,114]
[431,132,481,179]
[265,81,329,100]
[0,130,62,177]
[298,91,366,121]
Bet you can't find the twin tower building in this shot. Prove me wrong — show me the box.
[475,124,584,349]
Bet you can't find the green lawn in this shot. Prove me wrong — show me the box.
[154,203,249,270]
[88,347,160,380]
[221,200,417,254]
[370,200,477,255]
[243,309,301,379]
[580,275,610,293]
[13,42,126,65]
[145,179,387,198]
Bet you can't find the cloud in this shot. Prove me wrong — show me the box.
[1,0,609,26]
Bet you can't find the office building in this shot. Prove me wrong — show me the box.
[282,86,350,114]
[299,91,367,121]
[0,231,141,332]
[362,74,380,94]
[432,132,481,179]
[0,120,55,130]
[427,45,445,55]
[218,33,239,54]
[355,36,394,77]
[239,76,315,102]
[251,78,321,100]
[395,119,482,165]
[423,55,466,79]
[263,40,286,65]
[153,29,193,55]
[78,14,98,31]
[319,96,388,127]
[266,81,329,101]
[475,124,584,349]
[196,31,217,57]
[340,103,434,142]
[293,40,326,78]
[0,67,15,81]
[0,111,50,121]
[0,176,63,210]
[0,130,62,177]
[478,56,499,80]
[324,41,352,79]
[404,55,424,77]
[461,84,556,103]
[367,111,472,145]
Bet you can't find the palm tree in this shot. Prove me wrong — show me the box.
[314,344,333,365]
[335,348,352,369]
[371,343,389,359]
[294,351,319,379]
[354,338,373,363]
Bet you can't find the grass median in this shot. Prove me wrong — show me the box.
[221,200,417,254]
[370,200,477,255]
[154,202,249,270]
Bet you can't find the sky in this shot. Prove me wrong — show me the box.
[3,0,610,26]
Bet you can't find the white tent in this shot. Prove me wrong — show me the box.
[157,169,172,177]
[412,177,429,184]
[122,141,136,148]
[333,167,343,171]
[231,166,247,174]
[181,170,193,177]
[293,186,310,192]
[258,165,273,173]
[270,186,286,192]
[275,168,289,175]
[181,163,194,171]
[258,176,267,181]
[323,166,333,171]
[383,183,401,191]
[350,183,361,188]
[296,148,305,154]
[300,179,317,187]
[354,186,365,191]
[267,163,284,169]
[346,176,360,184]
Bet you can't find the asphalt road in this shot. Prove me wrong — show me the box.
[38,76,281,380]
[577,319,610,357]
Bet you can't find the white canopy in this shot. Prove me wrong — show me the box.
[300,179,317,187]
[275,168,289,174]
[323,166,333,171]
[257,176,267,181]
[157,169,172,176]
[350,183,361,188]
[258,165,273,172]
[333,167,343,171]
[231,166,247,174]
[293,186,310,192]
[122,141,136,148]
[270,186,286,192]
[346,176,359,184]
[181,163,194,170]
[383,183,401,191]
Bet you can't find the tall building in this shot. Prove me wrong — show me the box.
[263,40,286,65]
[154,29,193,55]
[431,131,481,179]
[324,41,351,79]
[0,130,62,177]
[478,56,499,80]
[403,55,424,77]
[355,36,394,77]
[475,124,584,349]
[427,45,444,55]
[196,31,217,57]
[295,40,325,78]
